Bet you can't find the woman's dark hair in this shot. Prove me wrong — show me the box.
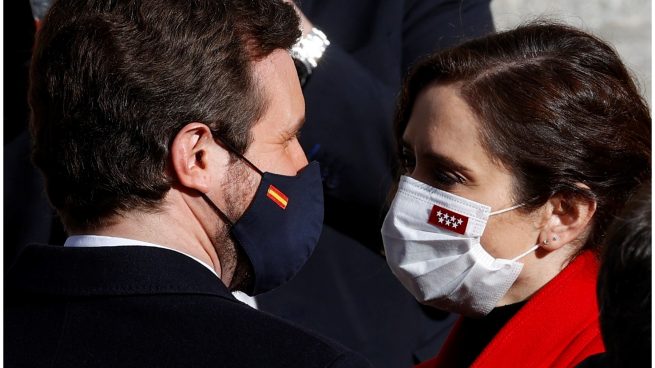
[394,22,651,251]
[597,183,651,367]
[29,0,300,231]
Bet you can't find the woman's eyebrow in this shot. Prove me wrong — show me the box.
[423,151,473,176]
[401,140,474,177]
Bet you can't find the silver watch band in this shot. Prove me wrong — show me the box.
[290,27,330,75]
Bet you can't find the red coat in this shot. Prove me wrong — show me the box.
[417,251,605,368]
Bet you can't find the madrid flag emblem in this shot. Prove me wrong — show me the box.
[428,204,468,235]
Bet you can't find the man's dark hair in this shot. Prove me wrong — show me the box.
[29,0,300,232]
[597,183,651,367]
[394,22,651,252]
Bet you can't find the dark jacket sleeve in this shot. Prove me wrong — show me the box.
[327,351,374,368]
[402,0,495,72]
[300,42,398,212]
[297,0,494,247]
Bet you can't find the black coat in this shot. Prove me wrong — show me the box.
[6,245,372,368]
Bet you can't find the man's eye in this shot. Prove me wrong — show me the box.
[283,131,301,147]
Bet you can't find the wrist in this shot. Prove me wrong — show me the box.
[300,18,313,37]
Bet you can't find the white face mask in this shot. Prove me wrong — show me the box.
[381,175,539,317]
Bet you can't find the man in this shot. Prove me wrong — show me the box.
[6,1,371,367]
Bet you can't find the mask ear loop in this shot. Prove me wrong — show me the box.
[489,198,542,262]
[202,194,234,227]
[510,244,540,262]
[489,201,540,262]
[202,129,262,226]
[489,203,525,216]
[210,130,263,176]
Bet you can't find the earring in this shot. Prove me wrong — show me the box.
[543,235,559,245]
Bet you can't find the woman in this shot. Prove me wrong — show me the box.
[381,23,650,367]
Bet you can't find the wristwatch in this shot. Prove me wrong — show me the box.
[290,27,330,86]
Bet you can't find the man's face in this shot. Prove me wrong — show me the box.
[242,49,308,175]
[216,49,308,290]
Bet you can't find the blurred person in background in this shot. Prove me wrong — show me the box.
[4,0,67,265]
[577,184,651,367]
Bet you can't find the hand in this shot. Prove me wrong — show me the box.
[283,0,314,37]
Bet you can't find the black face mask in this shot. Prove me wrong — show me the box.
[203,142,324,295]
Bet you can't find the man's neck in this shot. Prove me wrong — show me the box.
[84,205,223,279]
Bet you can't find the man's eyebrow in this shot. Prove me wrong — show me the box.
[283,116,305,139]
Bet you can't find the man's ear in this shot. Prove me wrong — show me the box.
[538,190,597,251]
[170,123,228,194]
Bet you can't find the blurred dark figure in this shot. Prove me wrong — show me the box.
[4,0,35,144]
[578,184,652,367]
[4,0,66,268]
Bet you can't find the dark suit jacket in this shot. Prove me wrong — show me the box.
[5,245,372,368]
[258,1,493,367]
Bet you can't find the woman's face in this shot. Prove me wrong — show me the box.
[401,83,542,261]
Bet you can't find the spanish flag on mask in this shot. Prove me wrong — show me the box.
[267,185,288,209]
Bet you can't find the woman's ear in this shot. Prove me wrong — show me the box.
[169,123,227,194]
[538,190,597,251]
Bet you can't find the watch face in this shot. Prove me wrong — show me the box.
[292,57,310,86]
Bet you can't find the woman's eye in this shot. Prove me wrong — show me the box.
[400,150,416,173]
[432,170,465,188]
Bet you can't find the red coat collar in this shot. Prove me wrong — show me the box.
[419,251,605,368]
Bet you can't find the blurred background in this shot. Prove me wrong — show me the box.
[491,0,652,105]
[23,0,654,105]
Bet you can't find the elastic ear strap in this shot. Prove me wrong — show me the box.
[212,133,263,176]
[202,194,234,227]
[490,203,525,216]
[511,244,540,262]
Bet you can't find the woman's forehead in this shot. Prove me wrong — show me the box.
[404,85,480,153]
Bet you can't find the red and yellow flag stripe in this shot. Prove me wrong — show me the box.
[266,185,288,209]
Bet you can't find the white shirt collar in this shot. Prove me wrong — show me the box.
[64,235,259,309]
[64,235,219,278]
